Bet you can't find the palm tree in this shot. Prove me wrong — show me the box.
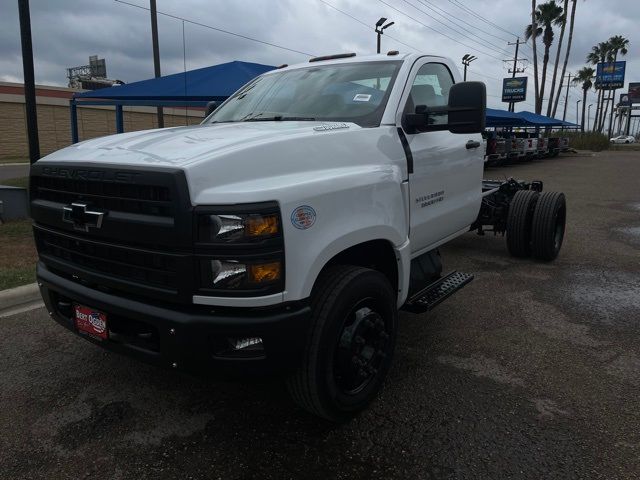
[525,1,564,114]
[529,0,540,113]
[587,41,610,132]
[552,0,580,118]
[572,66,594,131]
[547,0,569,118]
[605,35,630,136]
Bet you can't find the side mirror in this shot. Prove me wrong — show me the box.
[403,81,486,134]
[205,101,220,117]
[447,81,486,134]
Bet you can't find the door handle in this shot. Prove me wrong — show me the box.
[466,140,481,149]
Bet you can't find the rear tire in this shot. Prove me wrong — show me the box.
[506,190,539,257]
[287,265,397,422]
[531,192,566,261]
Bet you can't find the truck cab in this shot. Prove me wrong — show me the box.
[31,53,566,421]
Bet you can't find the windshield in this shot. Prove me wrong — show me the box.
[205,61,402,127]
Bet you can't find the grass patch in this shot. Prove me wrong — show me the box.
[1,176,29,189]
[559,132,611,152]
[0,219,37,290]
[0,156,29,165]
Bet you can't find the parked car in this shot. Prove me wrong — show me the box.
[610,135,636,144]
[30,52,567,421]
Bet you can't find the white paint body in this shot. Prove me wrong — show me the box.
[37,54,484,308]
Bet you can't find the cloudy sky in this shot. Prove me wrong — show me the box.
[1,0,638,124]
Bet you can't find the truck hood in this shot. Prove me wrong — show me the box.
[37,121,407,206]
[40,121,359,167]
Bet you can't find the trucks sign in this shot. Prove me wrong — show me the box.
[595,61,626,89]
[502,77,527,103]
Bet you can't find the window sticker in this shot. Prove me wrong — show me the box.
[353,93,372,102]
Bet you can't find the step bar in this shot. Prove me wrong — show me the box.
[402,271,474,314]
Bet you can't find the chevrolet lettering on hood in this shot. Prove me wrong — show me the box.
[41,166,140,183]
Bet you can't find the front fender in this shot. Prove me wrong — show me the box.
[281,167,409,303]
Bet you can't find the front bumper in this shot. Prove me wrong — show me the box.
[37,262,311,376]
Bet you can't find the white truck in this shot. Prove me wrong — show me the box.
[30,52,567,421]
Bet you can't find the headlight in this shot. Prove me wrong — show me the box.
[198,213,280,243]
[195,203,284,295]
[205,259,282,290]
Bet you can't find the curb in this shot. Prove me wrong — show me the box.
[0,163,30,167]
[0,283,43,318]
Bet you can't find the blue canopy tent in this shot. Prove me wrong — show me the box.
[486,108,530,127]
[516,111,579,128]
[70,60,275,143]
[485,108,579,128]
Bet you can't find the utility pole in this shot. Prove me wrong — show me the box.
[587,104,593,131]
[150,0,164,128]
[18,0,40,164]
[562,73,573,122]
[506,37,526,112]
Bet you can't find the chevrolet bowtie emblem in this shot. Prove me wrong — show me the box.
[62,203,105,232]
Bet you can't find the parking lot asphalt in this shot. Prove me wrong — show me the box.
[1,151,640,479]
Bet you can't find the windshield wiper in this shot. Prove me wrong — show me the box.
[244,115,316,122]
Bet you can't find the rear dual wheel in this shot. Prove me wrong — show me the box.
[507,191,566,261]
[531,192,566,261]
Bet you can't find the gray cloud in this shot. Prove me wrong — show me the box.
[1,0,638,121]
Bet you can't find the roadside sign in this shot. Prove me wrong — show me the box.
[628,82,640,103]
[502,77,527,103]
[595,61,626,89]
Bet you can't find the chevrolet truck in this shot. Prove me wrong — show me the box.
[30,52,567,421]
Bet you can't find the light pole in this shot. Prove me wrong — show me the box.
[375,17,394,54]
[576,99,581,127]
[18,0,40,163]
[150,0,164,128]
[462,54,477,81]
[587,104,593,131]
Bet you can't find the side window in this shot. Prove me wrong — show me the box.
[404,63,454,125]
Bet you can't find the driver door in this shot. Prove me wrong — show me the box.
[398,60,483,254]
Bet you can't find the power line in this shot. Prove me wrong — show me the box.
[316,0,419,52]
[376,0,504,61]
[399,0,514,58]
[114,0,314,57]
[415,0,512,44]
[448,0,520,38]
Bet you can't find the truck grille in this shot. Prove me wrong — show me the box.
[31,176,173,217]
[35,227,178,290]
[30,163,194,303]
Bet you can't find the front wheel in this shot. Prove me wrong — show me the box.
[287,265,397,422]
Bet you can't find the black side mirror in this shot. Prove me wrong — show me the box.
[447,81,486,134]
[205,101,220,117]
[403,81,486,134]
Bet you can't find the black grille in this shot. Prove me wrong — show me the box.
[35,227,179,291]
[31,176,173,216]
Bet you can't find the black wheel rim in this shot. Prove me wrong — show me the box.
[332,298,390,396]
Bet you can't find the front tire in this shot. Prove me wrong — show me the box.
[287,265,397,422]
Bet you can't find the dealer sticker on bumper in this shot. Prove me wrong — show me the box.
[74,304,108,340]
